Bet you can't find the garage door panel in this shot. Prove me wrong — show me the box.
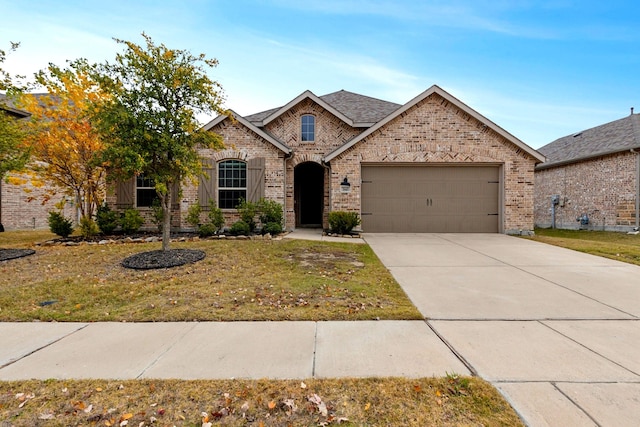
[361,166,500,233]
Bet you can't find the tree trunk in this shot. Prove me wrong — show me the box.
[161,189,172,252]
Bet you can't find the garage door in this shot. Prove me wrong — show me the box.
[361,165,500,233]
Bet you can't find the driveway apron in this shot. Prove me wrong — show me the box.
[364,233,640,427]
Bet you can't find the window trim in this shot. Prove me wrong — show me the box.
[217,159,247,210]
[135,174,157,208]
[301,114,315,142]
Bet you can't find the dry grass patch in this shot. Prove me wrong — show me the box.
[0,232,421,321]
[0,377,523,426]
[527,228,640,266]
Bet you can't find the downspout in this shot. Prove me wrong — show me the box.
[632,108,640,229]
[321,160,332,231]
[632,148,640,229]
[283,151,293,231]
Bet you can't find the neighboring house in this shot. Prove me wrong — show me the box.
[534,110,640,231]
[0,93,75,230]
[109,85,544,234]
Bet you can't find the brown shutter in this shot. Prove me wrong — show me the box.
[198,160,215,209]
[171,180,180,210]
[247,157,265,203]
[116,177,134,209]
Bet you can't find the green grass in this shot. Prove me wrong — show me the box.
[0,377,524,426]
[526,228,640,266]
[0,231,422,322]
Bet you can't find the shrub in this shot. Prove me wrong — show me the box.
[328,211,361,235]
[79,216,100,239]
[208,200,225,231]
[186,202,202,229]
[230,220,250,236]
[120,208,144,234]
[262,221,283,235]
[150,198,164,231]
[48,211,74,238]
[96,204,119,234]
[258,198,283,225]
[236,199,257,232]
[198,222,218,237]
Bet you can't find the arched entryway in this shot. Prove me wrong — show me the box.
[294,162,324,227]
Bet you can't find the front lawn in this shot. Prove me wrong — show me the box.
[0,231,422,322]
[526,228,640,266]
[0,377,523,426]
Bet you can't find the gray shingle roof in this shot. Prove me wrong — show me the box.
[537,113,640,169]
[244,90,401,126]
[0,93,30,117]
[319,90,401,125]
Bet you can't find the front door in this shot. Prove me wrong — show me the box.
[294,162,324,227]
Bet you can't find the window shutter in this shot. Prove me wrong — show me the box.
[116,177,134,209]
[171,180,180,209]
[198,160,215,208]
[247,157,265,203]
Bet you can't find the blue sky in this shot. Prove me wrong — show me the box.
[1,0,638,148]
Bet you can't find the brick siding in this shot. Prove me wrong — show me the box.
[1,171,75,230]
[534,151,638,231]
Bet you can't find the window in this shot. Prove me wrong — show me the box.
[136,175,157,207]
[301,115,315,142]
[218,160,246,209]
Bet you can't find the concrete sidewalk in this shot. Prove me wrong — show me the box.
[364,233,640,427]
[0,321,467,380]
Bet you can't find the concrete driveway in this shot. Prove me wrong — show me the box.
[364,233,640,427]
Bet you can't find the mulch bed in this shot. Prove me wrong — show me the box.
[121,249,206,270]
[0,248,36,262]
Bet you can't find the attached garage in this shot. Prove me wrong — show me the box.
[361,165,501,233]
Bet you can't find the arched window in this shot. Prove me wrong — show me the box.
[301,115,315,142]
[218,160,247,209]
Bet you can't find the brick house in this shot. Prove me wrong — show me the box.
[110,85,544,234]
[0,94,75,231]
[534,110,640,231]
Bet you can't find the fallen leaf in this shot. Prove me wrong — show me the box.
[121,413,133,420]
[413,385,422,393]
[268,400,276,410]
[38,413,55,420]
[309,394,328,417]
[84,404,93,413]
[364,402,371,411]
[96,387,103,392]
[300,381,307,389]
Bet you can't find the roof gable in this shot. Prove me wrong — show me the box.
[245,90,400,128]
[255,90,355,127]
[324,85,545,163]
[537,113,640,169]
[201,110,292,154]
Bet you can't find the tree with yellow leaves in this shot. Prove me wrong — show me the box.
[19,60,107,220]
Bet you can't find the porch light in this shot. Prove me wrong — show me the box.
[340,177,351,193]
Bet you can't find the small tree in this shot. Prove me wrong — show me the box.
[92,33,226,251]
[18,59,107,220]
